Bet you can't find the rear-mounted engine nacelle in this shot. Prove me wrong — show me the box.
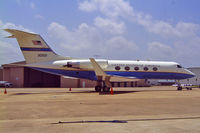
[53,60,81,68]
[63,61,80,68]
[53,59,108,69]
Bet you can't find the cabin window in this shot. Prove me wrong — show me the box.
[153,67,158,71]
[115,66,121,70]
[134,67,139,71]
[144,67,148,71]
[125,66,130,71]
[177,65,182,68]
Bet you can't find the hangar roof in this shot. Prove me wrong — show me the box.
[2,61,26,68]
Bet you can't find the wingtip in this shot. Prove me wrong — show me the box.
[4,29,17,34]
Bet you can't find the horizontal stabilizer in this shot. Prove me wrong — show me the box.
[5,35,15,38]
[4,29,37,37]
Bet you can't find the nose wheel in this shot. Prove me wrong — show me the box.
[177,86,182,91]
[176,80,193,91]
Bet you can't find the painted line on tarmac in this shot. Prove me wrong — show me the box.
[51,116,200,124]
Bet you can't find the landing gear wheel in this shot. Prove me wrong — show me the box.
[5,85,9,88]
[177,87,182,91]
[95,86,102,92]
[103,86,110,92]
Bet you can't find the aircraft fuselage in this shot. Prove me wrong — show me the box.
[27,59,195,81]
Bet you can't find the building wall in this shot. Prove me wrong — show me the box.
[0,68,3,80]
[3,67,24,87]
[180,67,200,85]
[60,78,147,88]
[61,77,79,88]
[61,78,97,88]
[79,79,97,88]
[2,64,148,88]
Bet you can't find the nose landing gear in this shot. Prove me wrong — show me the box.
[177,86,182,91]
[176,80,193,91]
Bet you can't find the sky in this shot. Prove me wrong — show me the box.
[0,0,200,67]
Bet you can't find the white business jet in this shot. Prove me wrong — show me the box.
[5,29,195,92]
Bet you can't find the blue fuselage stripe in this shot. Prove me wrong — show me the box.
[21,47,52,52]
[31,67,194,80]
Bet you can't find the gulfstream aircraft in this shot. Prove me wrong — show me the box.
[5,29,195,92]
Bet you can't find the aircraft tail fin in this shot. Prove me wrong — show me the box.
[4,29,66,64]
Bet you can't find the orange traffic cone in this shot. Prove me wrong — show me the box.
[110,88,114,95]
[4,88,7,94]
[69,88,72,91]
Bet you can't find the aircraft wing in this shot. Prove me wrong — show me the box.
[90,58,140,87]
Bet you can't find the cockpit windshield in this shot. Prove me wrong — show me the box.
[177,65,183,68]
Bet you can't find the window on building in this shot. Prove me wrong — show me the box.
[124,82,127,87]
[118,82,121,87]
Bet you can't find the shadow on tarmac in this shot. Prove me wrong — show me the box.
[11,93,43,95]
[10,89,179,96]
[9,91,139,96]
[65,90,140,95]
[65,89,178,95]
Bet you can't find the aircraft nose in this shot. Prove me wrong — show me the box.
[185,69,195,78]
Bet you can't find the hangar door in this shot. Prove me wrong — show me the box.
[24,67,60,87]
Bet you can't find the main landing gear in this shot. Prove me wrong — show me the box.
[95,85,111,92]
[95,81,111,92]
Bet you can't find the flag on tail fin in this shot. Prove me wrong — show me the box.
[32,40,42,45]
